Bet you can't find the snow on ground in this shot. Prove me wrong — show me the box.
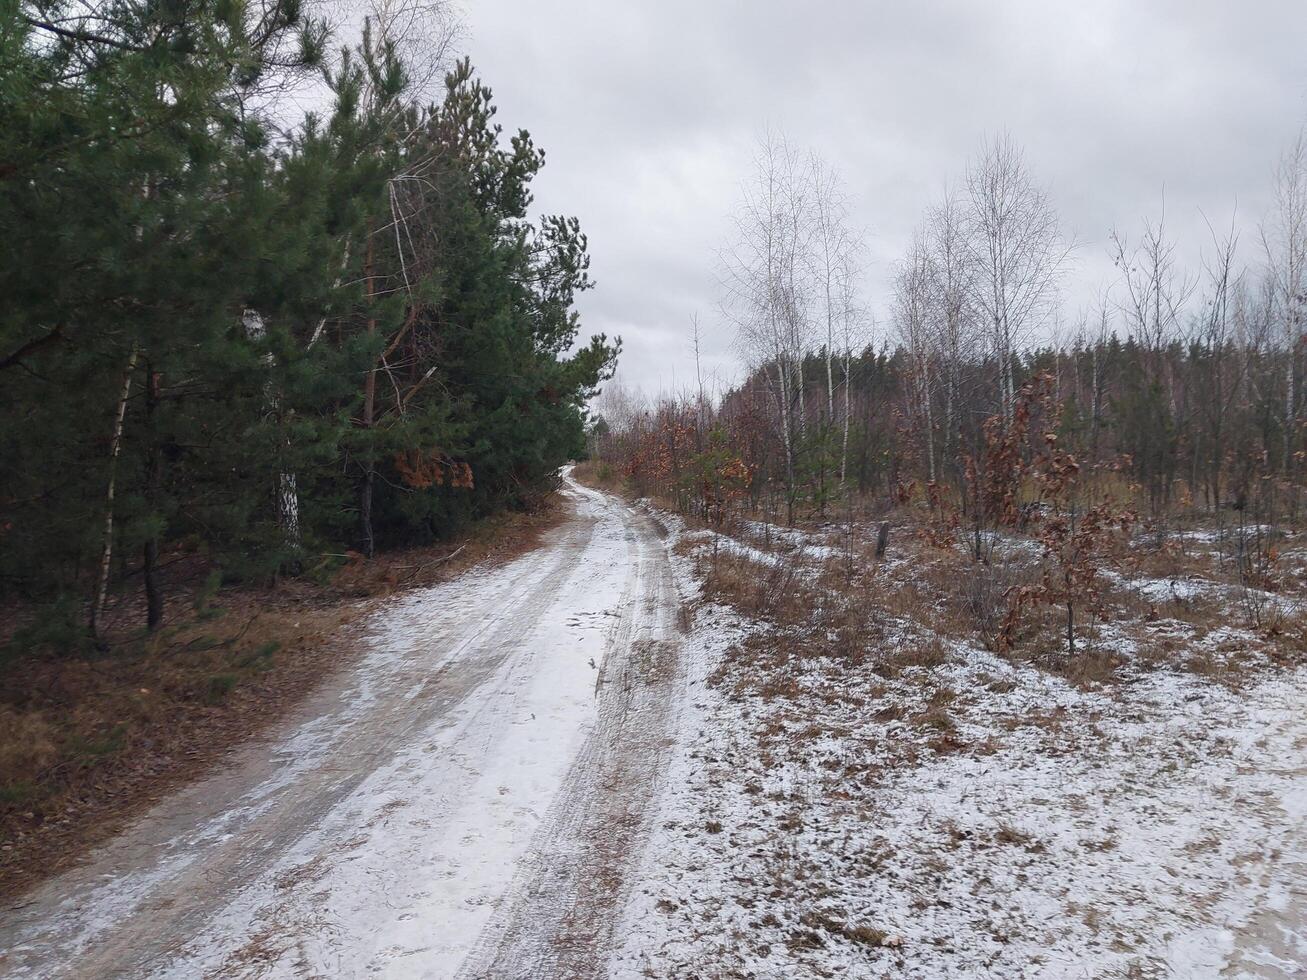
[612,512,1307,979]
[1099,567,1306,622]
[671,516,848,573]
[678,526,786,569]
[736,519,847,562]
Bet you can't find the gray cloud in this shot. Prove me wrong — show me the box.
[462,0,1307,396]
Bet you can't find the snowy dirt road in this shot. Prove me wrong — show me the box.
[0,475,684,979]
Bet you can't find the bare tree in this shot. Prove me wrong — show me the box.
[1110,198,1195,410]
[1261,129,1307,475]
[808,155,855,422]
[319,0,462,107]
[721,130,815,522]
[894,229,937,481]
[924,186,976,476]
[965,133,1071,420]
[366,0,462,101]
[1083,292,1115,466]
[837,251,868,487]
[1195,210,1246,506]
[807,153,865,487]
[691,313,709,441]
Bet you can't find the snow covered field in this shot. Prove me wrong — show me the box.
[613,509,1307,978]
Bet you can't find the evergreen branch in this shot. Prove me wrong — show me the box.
[0,325,64,372]
[21,15,147,51]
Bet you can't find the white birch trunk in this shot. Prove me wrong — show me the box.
[243,310,301,550]
[90,347,139,637]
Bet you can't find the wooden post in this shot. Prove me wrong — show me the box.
[875,520,890,559]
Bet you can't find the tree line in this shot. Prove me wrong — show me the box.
[593,131,1305,531]
[1,1,618,640]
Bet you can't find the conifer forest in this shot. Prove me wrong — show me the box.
[1,2,617,636]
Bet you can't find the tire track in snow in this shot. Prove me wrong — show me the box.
[457,485,685,979]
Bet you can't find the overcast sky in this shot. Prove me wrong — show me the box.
[458,0,1307,399]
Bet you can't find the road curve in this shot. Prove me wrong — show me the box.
[0,474,684,979]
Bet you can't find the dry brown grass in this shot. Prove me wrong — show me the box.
[874,638,956,678]
[1123,537,1220,583]
[993,821,1039,849]
[699,551,814,629]
[645,501,1306,975]
[1055,648,1124,688]
[913,704,957,734]
[705,505,1307,703]
[0,709,58,794]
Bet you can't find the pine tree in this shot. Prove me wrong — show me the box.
[1,11,619,639]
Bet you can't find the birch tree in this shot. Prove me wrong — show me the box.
[721,131,814,522]
[808,155,854,423]
[807,153,863,487]
[1110,201,1194,389]
[1261,130,1307,475]
[965,133,1070,421]
[1108,202,1194,511]
[1195,213,1245,506]
[924,186,976,477]
[894,230,937,481]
